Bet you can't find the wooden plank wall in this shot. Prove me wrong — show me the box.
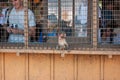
[0,53,120,80]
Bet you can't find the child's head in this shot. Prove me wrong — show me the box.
[105,24,112,36]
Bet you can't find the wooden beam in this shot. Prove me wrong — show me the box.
[24,0,29,49]
[92,0,98,48]
[0,49,120,55]
[1,53,5,80]
[50,54,54,80]
[74,55,78,80]
[25,53,29,80]
[100,56,104,80]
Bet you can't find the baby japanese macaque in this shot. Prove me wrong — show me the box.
[57,31,68,50]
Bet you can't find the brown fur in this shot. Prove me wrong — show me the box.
[58,32,68,50]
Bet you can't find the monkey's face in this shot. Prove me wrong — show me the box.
[58,32,68,50]
[59,33,66,39]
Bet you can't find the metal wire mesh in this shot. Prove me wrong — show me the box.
[0,0,119,51]
[28,0,93,50]
[98,0,120,49]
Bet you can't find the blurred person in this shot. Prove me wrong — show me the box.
[98,5,102,27]
[75,0,88,37]
[101,2,115,43]
[0,0,9,26]
[102,2,114,28]
[3,0,36,43]
[0,0,9,41]
[101,23,116,44]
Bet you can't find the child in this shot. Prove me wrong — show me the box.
[101,24,115,44]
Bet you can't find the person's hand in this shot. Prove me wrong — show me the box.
[10,28,19,34]
[6,27,12,33]
[11,28,24,35]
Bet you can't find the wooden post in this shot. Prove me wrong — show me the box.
[92,0,98,49]
[1,53,5,80]
[74,55,78,80]
[50,54,54,80]
[100,56,104,80]
[25,53,29,80]
[24,0,29,49]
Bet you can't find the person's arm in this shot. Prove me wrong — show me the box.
[28,9,36,36]
[3,24,12,33]
[10,28,24,35]
[28,26,36,36]
[3,27,35,36]
[2,23,23,34]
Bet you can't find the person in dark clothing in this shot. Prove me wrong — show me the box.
[0,0,9,42]
[101,23,116,44]
[101,2,115,43]
[102,2,114,28]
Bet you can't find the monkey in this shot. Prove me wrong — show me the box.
[56,31,68,50]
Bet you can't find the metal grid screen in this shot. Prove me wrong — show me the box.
[0,0,120,51]
[29,0,92,50]
[98,0,120,49]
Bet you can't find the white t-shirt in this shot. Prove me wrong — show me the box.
[5,7,36,43]
[98,6,101,18]
[77,3,88,24]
